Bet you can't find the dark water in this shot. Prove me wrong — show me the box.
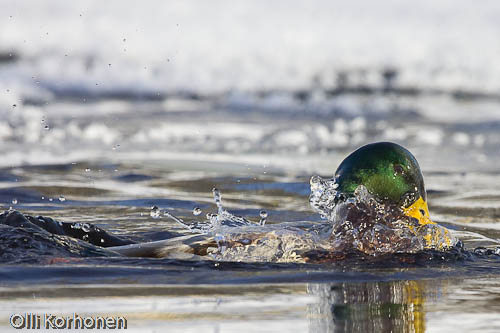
[1,162,500,332]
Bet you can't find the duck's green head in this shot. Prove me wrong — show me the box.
[335,142,424,205]
[335,142,434,225]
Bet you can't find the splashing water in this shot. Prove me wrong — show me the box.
[171,188,261,234]
[164,178,457,262]
[309,175,339,220]
[150,206,161,219]
[163,189,322,262]
[309,175,457,255]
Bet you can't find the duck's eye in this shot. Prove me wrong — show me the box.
[393,164,404,174]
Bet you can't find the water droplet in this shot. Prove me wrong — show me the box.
[150,206,161,219]
[58,195,66,202]
[12,104,16,108]
[259,210,268,225]
[192,207,202,216]
[44,125,49,130]
[11,198,17,204]
[212,188,222,212]
[122,38,126,42]
[41,196,45,200]
[101,238,105,243]
[81,223,90,232]
[48,198,53,202]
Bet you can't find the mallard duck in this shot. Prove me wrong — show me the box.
[330,141,453,250]
[107,142,455,260]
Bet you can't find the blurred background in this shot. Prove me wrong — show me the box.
[1,0,500,174]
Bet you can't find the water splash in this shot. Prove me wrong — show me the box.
[308,175,457,255]
[212,188,223,213]
[166,188,260,234]
[309,175,339,220]
[165,179,457,262]
[161,187,332,262]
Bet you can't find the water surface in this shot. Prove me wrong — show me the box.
[1,161,500,332]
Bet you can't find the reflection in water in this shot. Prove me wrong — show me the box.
[307,280,445,333]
